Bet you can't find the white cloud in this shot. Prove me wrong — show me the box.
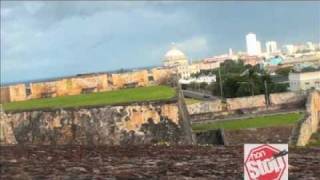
[176,36,209,59]
[24,1,44,14]
[1,8,12,18]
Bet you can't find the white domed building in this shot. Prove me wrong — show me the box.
[163,45,200,79]
[163,46,189,67]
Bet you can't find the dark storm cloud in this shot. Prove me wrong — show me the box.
[1,1,319,84]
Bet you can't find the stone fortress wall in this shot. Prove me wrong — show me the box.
[0,68,174,104]
[111,70,149,88]
[30,74,110,99]
[0,98,193,145]
[191,90,319,146]
[292,90,320,146]
[0,84,27,103]
[187,91,307,115]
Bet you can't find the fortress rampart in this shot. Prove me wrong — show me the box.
[187,91,307,122]
[0,98,192,145]
[0,68,174,103]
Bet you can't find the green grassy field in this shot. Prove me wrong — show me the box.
[3,85,176,111]
[192,112,304,132]
[308,132,320,147]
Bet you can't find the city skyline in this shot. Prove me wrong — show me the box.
[1,1,319,84]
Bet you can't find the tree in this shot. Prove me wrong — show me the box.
[275,67,292,76]
[206,59,289,98]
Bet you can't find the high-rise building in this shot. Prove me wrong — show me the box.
[306,42,315,51]
[228,48,233,56]
[246,33,258,55]
[256,40,262,55]
[266,41,278,54]
[283,44,297,55]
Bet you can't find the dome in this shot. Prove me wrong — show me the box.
[164,47,186,60]
[163,46,188,67]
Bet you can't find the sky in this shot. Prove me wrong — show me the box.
[1,1,320,84]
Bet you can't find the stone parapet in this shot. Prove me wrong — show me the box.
[1,99,191,145]
[294,90,320,146]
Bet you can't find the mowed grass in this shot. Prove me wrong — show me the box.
[308,132,320,147]
[3,85,176,111]
[192,112,304,132]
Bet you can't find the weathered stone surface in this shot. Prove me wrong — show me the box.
[2,100,191,145]
[2,68,174,103]
[0,107,17,144]
[30,74,110,99]
[194,130,223,145]
[187,91,307,115]
[0,145,318,179]
[111,70,149,89]
[0,84,27,103]
[293,90,320,146]
[222,126,294,146]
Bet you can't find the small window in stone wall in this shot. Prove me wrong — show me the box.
[25,87,31,96]
[148,76,154,81]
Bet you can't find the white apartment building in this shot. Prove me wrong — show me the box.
[306,42,315,51]
[256,40,262,55]
[266,41,278,54]
[283,44,297,55]
[199,61,220,70]
[179,75,216,84]
[177,63,200,79]
[289,70,320,91]
[246,33,259,56]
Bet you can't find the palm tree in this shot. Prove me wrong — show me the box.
[240,67,258,96]
[240,67,271,106]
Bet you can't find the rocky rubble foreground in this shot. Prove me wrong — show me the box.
[0,145,319,179]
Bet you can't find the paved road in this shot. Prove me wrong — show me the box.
[182,90,218,100]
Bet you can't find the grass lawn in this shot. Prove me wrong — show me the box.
[3,85,176,111]
[184,98,202,105]
[308,132,320,147]
[192,112,304,132]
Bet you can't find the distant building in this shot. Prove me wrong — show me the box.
[246,33,259,56]
[264,56,283,66]
[163,46,188,67]
[163,45,200,79]
[199,60,220,70]
[289,70,320,91]
[178,75,216,85]
[266,41,278,55]
[283,44,297,55]
[239,55,262,66]
[306,42,315,51]
[256,40,262,55]
[203,53,236,65]
[176,63,200,79]
[229,48,233,56]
